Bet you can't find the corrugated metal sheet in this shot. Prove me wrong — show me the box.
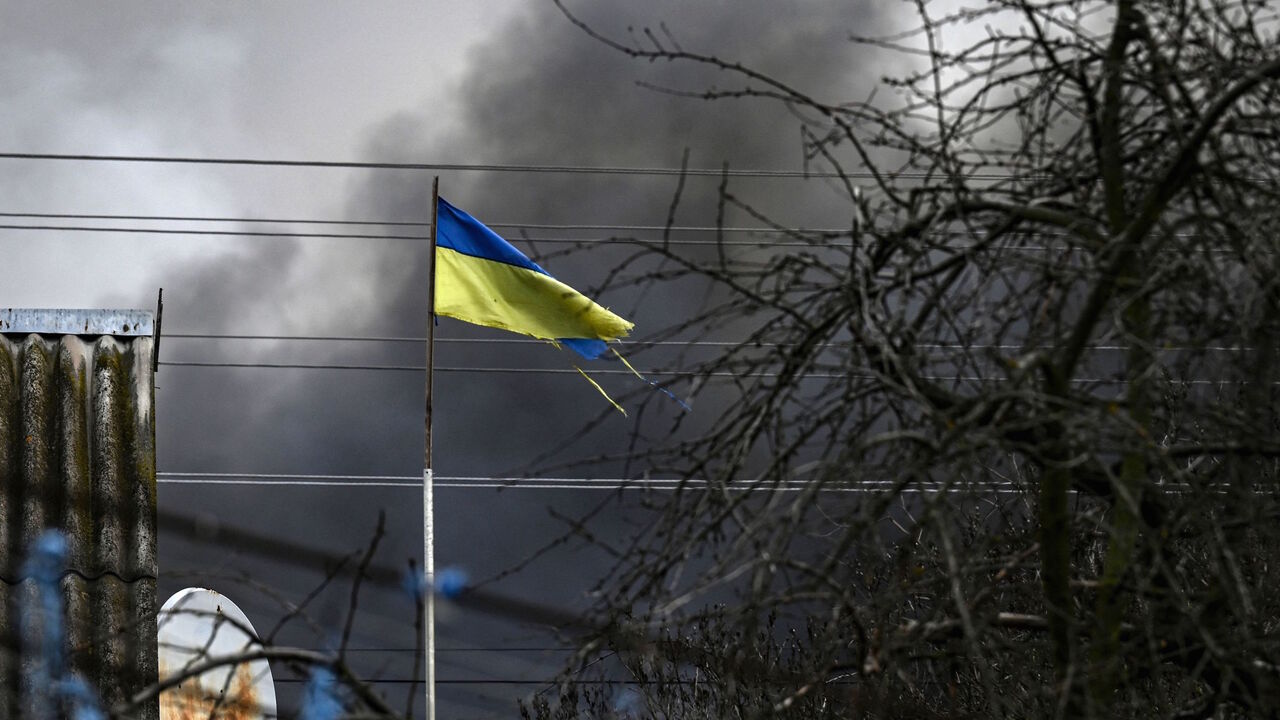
[0,310,157,719]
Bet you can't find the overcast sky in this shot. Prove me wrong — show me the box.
[1,2,906,716]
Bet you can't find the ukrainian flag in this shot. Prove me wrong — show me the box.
[434,198,633,359]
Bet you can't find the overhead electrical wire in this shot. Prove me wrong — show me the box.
[159,360,1218,389]
[0,210,1226,242]
[342,648,573,653]
[0,222,427,241]
[167,333,754,346]
[164,332,1248,354]
[0,212,1241,257]
[155,473,1273,495]
[155,471,1042,493]
[0,210,850,234]
[158,360,745,376]
[276,678,765,685]
[0,210,435,226]
[0,150,1020,180]
[157,361,689,374]
[0,222,835,247]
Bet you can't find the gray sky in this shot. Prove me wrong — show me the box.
[1,1,901,715]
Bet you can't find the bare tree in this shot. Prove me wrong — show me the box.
[530,1,1280,717]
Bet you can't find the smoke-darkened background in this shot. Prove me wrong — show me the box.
[1,1,905,715]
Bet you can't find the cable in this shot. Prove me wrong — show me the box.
[166,333,650,343]
[0,222,425,241]
[5,221,1245,254]
[163,332,1251,354]
[0,210,850,234]
[171,332,427,343]
[158,360,707,375]
[1,210,1244,243]
[157,361,652,373]
[343,647,572,653]
[157,471,1270,493]
[159,359,1240,388]
[0,222,839,247]
[156,472,1040,493]
[270,677,864,685]
[155,474,1277,496]
[0,220,1256,258]
[0,211,436,227]
[0,150,1024,180]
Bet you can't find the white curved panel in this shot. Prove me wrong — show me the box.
[158,588,277,720]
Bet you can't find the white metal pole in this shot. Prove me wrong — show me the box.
[424,467,435,720]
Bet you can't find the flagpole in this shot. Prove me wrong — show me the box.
[424,175,439,720]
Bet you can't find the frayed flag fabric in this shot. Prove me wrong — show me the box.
[434,197,633,359]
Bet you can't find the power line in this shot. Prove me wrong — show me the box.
[0,211,436,227]
[277,677,766,684]
[171,332,426,343]
[160,359,1216,387]
[0,150,997,179]
[156,472,1037,493]
[0,221,833,247]
[154,472,1279,494]
[158,361,673,374]
[164,332,1247,354]
[167,333,738,346]
[158,360,699,375]
[0,222,425,241]
[0,210,849,234]
[0,210,1244,243]
[0,220,1256,256]
[343,647,572,653]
